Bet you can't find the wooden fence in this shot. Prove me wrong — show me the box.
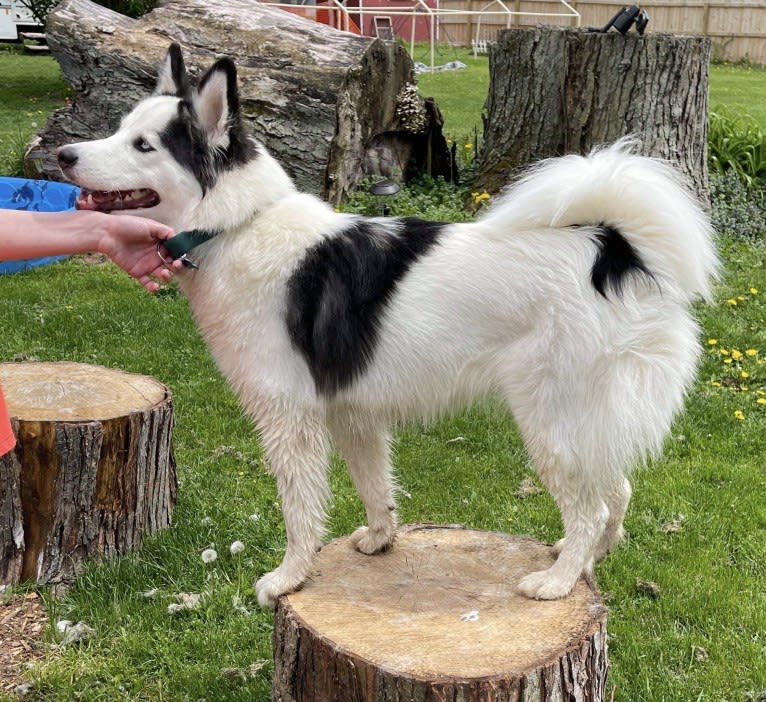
[438,1,766,65]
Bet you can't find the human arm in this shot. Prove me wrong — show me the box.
[0,209,180,292]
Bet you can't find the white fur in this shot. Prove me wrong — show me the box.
[60,71,718,607]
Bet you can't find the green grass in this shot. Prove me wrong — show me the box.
[415,46,766,141]
[1,43,765,702]
[0,45,71,176]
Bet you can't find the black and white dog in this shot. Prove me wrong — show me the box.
[58,45,718,607]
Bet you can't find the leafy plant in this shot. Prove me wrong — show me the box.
[708,109,766,190]
[16,0,58,25]
[710,170,766,240]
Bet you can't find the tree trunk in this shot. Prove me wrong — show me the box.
[25,0,452,203]
[476,27,711,203]
[0,362,177,588]
[273,525,609,702]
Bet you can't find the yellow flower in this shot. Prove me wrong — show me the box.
[746,349,758,357]
[724,358,733,364]
[726,299,738,306]
[464,143,473,150]
[734,410,745,421]
[757,398,766,406]
[737,296,746,301]
[757,390,766,396]
[711,380,721,387]
[749,287,758,295]
[720,348,729,356]
[731,349,743,360]
[707,339,718,346]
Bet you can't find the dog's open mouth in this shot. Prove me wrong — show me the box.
[76,188,161,212]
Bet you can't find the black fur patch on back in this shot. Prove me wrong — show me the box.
[286,218,445,396]
[590,224,653,298]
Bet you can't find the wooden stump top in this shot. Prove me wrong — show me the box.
[283,525,606,680]
[0,361,168,422]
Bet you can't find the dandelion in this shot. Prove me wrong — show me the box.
[724,358,733,364]
[464,143,473,150]
[230,540,245,556]
[201,548,218,564]
[726,299,738,306]
[746,349,758,357]
[749,287,758,295]
[472,191,491,205]
[731,349,743,360]
[710,381,722,387]
[734,410,745,421]
[757,398,766,406]
[720,348,729,356]
[757,390,766,396]
[741,371,750,379]
[707,339,718,346]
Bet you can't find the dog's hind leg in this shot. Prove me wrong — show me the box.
[328,413,397,555]
[553,475,631,562]
[255,408,331,608]
[517,446,610,600]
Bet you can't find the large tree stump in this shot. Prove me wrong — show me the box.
[0,362,176,587]
[476,27,711,203]
[25,0,451,203]
[273,525,608,702]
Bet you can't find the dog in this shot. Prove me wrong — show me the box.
[57,44,718,607]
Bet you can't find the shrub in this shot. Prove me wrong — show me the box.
[708,110,766,190]
[340,176,476,222]
[710,170,766,240]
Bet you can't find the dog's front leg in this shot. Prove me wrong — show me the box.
[255,409,330,608]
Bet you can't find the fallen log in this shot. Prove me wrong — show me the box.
[25,0,452,203]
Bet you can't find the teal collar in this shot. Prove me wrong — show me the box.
[163,229,220,269]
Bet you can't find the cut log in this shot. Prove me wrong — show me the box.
[273,525,608,702]
[25,0,452,203]
[0,362,177,587]
[476,27,711,203]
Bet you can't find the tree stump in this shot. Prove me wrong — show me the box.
[25,0,452,203]
[0,362,176,587]
[476,27,711,203]
[273,525,608,702]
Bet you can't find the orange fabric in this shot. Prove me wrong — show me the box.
[0,385,16,457]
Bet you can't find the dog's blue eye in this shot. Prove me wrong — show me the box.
[134,137,155,153]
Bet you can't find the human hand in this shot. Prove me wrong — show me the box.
[97,214,182,292]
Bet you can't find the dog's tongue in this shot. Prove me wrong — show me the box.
[76,189,160,212]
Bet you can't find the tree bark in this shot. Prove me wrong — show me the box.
[476,27,711,203]
[25,0,452,203]
[273,525,609,702]
[0,362,177,588]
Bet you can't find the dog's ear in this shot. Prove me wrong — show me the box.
[195,57,240,148]
[155,43,191,98]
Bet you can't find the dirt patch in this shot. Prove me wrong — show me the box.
[0,592,48,694]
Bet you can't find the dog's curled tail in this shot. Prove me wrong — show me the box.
[480,139,719,302]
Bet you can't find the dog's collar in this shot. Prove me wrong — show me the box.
[160,228,220,270]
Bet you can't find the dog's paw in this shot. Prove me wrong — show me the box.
[255,567,305,609]
[350,525,394,555]
[517,569,576,600]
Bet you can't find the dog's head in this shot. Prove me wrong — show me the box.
[58,44,256,228]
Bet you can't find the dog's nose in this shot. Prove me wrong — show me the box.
[57,147,78,170]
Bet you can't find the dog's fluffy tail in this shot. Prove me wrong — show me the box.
[480,139,719,302]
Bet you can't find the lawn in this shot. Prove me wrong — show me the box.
[416,46,766,141]
[0,42,765,702]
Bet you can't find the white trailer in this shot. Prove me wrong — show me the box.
[0,1,42,41]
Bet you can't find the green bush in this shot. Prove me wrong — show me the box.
[708,110,766,190]
[91,0,158,18]
[340,175,477,222]
[710,170,766,240]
